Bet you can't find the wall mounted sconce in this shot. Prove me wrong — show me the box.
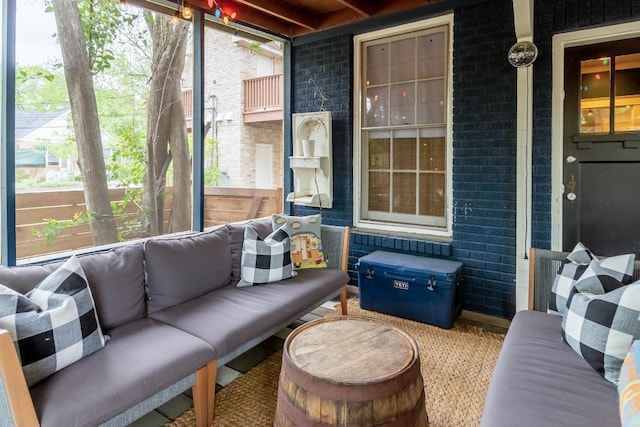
[508,41,538,68]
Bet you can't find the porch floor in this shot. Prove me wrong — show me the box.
[127,294,508,426]
[127,300,338,427]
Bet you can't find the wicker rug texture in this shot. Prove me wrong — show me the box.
[166,299,505,427]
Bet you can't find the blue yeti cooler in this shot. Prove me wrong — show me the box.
[357,251,463,329]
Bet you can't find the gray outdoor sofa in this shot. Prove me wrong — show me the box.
[480,248,640,427]
[0,217,350,427]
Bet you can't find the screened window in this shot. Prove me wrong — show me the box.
[13,1,194,259]
[356,21,451,233]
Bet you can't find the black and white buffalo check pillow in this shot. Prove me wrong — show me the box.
[0,256,107,386]
[561,282,640,384]
[572,253,635,295]
[548,242,596,316]
[238,227,295,287]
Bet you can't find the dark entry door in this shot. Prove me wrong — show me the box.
[563,39,640,256]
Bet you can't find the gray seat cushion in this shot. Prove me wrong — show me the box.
[30,318,214,427]
[145,227,233,314]
[480,310,618,427]
[149,268,349,359]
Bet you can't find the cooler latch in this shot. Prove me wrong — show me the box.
[366,265,374,279]
[427,276,437,291]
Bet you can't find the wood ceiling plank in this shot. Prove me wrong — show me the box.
[334,0,372,16]
[233,0,318,30]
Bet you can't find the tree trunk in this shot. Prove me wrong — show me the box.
[144,16,191,235]
[52,0,118,245]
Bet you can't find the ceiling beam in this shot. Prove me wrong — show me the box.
[232,0,318,30]
[335,0,372,17]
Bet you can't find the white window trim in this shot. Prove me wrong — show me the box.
[353,14,454,237]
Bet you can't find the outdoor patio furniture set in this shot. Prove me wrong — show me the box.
[0,217,350,427]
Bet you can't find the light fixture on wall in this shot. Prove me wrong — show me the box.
[206,0,236,25]
[507,41,539,68]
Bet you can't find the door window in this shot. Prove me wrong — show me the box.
[580,53,640,134]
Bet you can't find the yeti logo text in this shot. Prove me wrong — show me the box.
[393,280,409,290]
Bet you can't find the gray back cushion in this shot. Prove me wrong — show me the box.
[145,227,232,313]
[227,217,273,285]
[0,243,146,330]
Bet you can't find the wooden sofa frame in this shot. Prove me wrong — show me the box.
[528,247,640,311]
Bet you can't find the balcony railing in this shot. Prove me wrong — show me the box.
[243,74,283,123]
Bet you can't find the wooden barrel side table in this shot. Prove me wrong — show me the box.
[274,315,428,426]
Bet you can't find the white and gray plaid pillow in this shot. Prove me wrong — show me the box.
[572,254,635,295]
[548,242,596,316]
[238,227,295,287]
[0,255,107,386]
[562,282,640,384]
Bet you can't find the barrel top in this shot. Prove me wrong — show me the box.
[286,316,418,384]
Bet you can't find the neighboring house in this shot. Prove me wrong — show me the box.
[182,29,284,190]
[15,109,114,183]
[15,109,73,181]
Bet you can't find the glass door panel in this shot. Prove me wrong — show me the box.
[614,53,640,132]
[580,57,610,134]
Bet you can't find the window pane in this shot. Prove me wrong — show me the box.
[369,138,390,169]
[393,172,416,214]
[417,79,445,124]
[390,38,415,83]
[360,24,449,230]
[390,83,414,125]
[418,32,445,79]
[420,137,445,171]
[365,86,388,127]
[366,43,389,85]
[369,172,390,211]
[614,53,640,132]
[15,2,193,259]
[580,57,610,134]
[393,138,416,170]
[420,173,445,216]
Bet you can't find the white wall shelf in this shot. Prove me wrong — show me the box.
[287,112,333,208]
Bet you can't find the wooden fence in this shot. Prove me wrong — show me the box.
[15,187,283,259]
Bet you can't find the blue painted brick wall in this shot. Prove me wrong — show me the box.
[291,34,353,225]
[450,0,517,318]
[291,0,518,319]
[531,0,640,250]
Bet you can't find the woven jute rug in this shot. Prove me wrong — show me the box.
[166,299,505,427]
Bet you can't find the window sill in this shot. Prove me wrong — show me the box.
[351,227,453,257]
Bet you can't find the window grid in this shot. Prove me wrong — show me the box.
[361,24,449,230]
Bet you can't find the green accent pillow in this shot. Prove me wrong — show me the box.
[272,214,327,269]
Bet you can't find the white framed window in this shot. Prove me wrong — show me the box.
[353,15,453,237]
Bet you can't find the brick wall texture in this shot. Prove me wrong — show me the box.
[291,0,639,319]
